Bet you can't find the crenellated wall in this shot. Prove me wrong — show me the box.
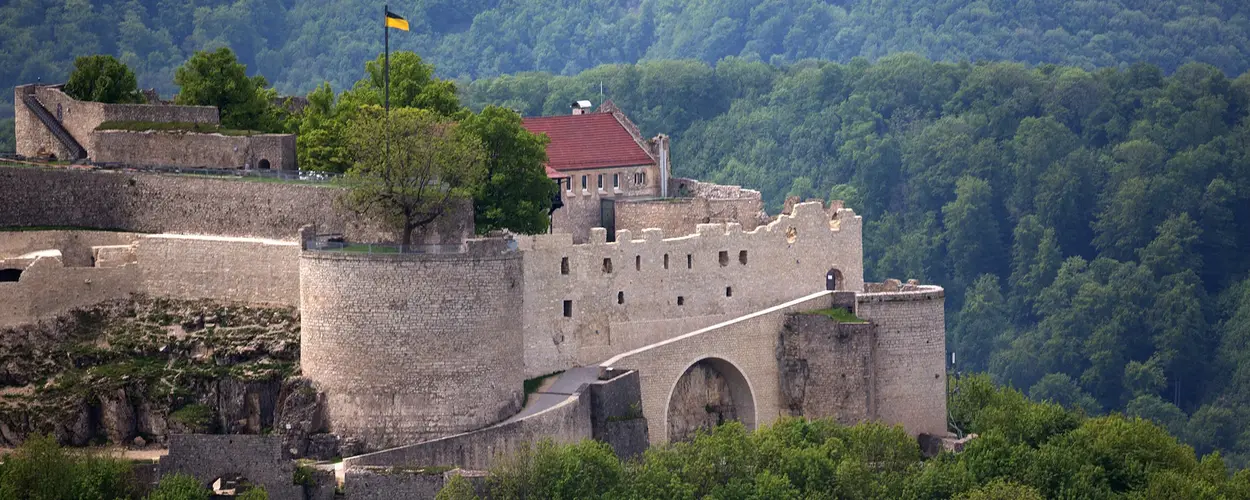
[517,201,863,378]
[299,240,526,451]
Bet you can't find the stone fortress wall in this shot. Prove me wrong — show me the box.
[517,201,864,378]
[856,283,948,437]
[0,231,301,328]
[15,85,295,169]
[0,166,471,243]
[298,239,526,451]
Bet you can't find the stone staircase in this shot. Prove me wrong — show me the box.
[20,89,87,161]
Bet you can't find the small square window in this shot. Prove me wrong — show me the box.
[617,291,625,304]
[718,251,729,267]
[726,287,733,297]
[603,258,613,273]
[677,296,685,306]
[561,257,569,275]
[739,250,748,265]
[563,300,572,317]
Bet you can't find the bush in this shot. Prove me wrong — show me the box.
[63,55,143,104]
[0,434,137,498]
[147,473,210,500]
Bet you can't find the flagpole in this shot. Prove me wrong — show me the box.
[384,4,390,166]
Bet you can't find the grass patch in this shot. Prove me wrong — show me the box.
[523,370,565,406]
[96,120,263,136]
[324,244,401,253]
[169,404,213,432]
[804,307,867,323]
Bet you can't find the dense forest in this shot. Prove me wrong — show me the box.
[4,0,1250,152]
[461,55,1250,465]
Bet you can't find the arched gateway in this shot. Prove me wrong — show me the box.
[665,357,757,442]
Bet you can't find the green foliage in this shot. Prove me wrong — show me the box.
[237,486,268,500]
[436,474,479,500]
[174,47,281,132]
[147,473,210,500]
[804,308,866,323]
[462,106,554,235]
[169,404,213,432]
[63,55,142,104]
[339,106,486,246]
[0,434,136,498]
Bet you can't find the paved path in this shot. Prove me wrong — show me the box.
[506,366,601,422]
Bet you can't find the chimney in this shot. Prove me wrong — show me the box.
[571,100,592,115]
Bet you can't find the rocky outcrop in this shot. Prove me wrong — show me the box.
[0,296,299,447]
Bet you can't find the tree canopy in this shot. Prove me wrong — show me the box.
[62,55,142,104]
[173,47,281,132]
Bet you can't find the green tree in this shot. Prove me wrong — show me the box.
[62,54,143,104]
[461,106,554,234]
[339,106,486,247]
[0,435,136,499]
[953,274,1010,373]
[942,176,1003,293]
[174,47,279,131]
[147,473,210,500]
[348,51,462,117]
[436,474,480,500]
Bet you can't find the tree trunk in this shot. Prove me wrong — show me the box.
[401,223,414,251]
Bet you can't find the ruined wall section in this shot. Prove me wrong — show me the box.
[856,285,947,437]
[0,233,301,328]
[778,312,876,425]
[518,202,863,378]
[0,166,471,243]
[300,240,525,451]
[0,230,141,266]
[136,235,300,306]
[92,130,296,170]
[21,86,217,155]
[159,434,303,500]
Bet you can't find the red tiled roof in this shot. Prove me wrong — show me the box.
[522,113,655,172]
[544,165,564,179]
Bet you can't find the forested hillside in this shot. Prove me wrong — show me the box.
[461,55,1250,464]
[2,0,1250,106]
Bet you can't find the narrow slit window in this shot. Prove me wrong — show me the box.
[718,251,729,267]
[677,296,685,306]
[726,287,733,297]
[739,250,748,265]
[561,257,569,275]
[581,175,587,190]
[613,173,619,188]
[664,254,669,269]
[687,254,692,269]
[635,255,641,271]
[617,291,625,304]
[597,174,603,189]
[603,258,613,273]
[563,300,572,317]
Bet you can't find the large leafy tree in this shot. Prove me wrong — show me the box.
[173,47,279,131]
[62,55,142,104]
[339,106,486,247]
[461,105,554,234]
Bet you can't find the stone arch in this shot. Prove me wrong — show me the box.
[664,357,757,442]
[0,269,21,282]
[826,268,844,290]
[257,159,271,170]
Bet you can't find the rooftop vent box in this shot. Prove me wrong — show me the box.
[571,100,593,115]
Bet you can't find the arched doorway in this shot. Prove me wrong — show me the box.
[0,269,21,282]
[665,357,756,442]
[257,159,271,170]
[826,268,844,290]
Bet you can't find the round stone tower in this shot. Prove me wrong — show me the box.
[299,239,524,451]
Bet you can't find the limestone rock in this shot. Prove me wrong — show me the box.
[274,377,328,458]
[99,388,136,444]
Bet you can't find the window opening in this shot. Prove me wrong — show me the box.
[739,250,748,265]
[597,174,603,189]
[603,258,613,273]
[582,175,587,190]
[687,254,693,269]
[635,255,641,271]
[664,254,669,269]
[677,296,685,306]
[718,251,729,267]
[613,173,619,188]
[726,287,733,297]
[563,300,573,317]
[561,257,569,275]
[617,292,625,304]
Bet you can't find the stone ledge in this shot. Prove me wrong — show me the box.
[855,286,945,303]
